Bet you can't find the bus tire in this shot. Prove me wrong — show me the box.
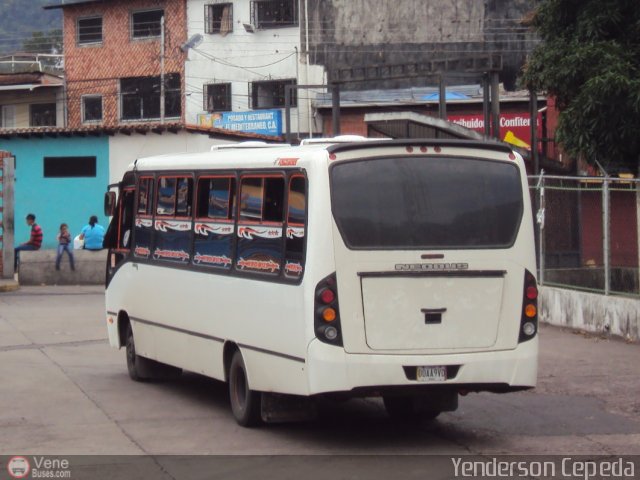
[125,323,182,381]
[125,322,145,382]
[383,395,441,422]
[228,350,262,427]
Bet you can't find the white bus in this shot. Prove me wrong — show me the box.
[104,138,538,426]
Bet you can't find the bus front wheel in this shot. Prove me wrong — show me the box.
[125,323,144,382]
[125,323,181,381]
[228,350,262,427]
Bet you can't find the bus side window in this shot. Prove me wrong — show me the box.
[284,175,306,280]
[236,175,285,276]
[193,176,236,270]
[153,176,193,264]
[133,177,154,259]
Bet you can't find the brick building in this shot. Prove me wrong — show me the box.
[46,0,187,128]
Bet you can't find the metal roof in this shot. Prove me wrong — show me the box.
[314,85,537,109]
[0,123,284,141]
[364,111,487,141]
[44,0,107,10]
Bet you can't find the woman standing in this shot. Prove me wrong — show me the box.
[80,215,105,250]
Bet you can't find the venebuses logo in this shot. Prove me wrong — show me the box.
[7,456,30,479]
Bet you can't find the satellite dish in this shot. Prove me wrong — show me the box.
[180,34,203,52]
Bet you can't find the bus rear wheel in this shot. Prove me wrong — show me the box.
[228,350,262,427]
[383,395,441,422]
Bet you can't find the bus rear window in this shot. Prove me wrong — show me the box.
[330,156,523,249]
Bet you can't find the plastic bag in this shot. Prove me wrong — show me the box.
[73,235,84,250]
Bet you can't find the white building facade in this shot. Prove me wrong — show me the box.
[185,0,325,138]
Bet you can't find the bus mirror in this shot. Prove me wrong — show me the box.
[104,192,117,216]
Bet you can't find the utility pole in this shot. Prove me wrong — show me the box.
[438,74,447,120]
[160,15,165,124]
[490,72,500,140]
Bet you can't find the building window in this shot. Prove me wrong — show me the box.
[44,156,96,178]
[204,83,231,112]
[82,95,103,123]
[0,105,16,128]
[131,9,164,39]
[120,74,181,120]
[30,103,56,127]
[77,16,103,44]
[251,0,298,29]
[205,3,233,35]
[250,79,296,109]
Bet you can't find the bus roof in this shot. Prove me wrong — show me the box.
[128,138,516,173]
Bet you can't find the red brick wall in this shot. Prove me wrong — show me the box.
[63,0,187,127]
[321,102,536,138]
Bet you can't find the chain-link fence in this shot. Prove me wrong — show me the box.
[529,174,640,297]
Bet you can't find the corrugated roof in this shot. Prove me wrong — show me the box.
[44,0,108,10]
[314,85,537,108]
[0,122,283,141]
[0,72,63,86]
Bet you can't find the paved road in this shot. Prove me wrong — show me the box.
[1,286,639,462]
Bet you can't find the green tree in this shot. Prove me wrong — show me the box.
[522,0,640,171]
[22,29,63,55]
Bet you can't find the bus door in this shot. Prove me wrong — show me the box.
[105,174,136,280]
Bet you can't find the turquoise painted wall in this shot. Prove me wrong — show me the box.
[0,136,109,249]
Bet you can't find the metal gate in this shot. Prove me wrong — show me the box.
[0,150,15,279]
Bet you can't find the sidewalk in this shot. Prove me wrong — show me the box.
[0,277,19,292]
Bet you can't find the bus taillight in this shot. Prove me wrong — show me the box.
[315,273,342,346]
[319,288,335,304]
[519,270,538,342]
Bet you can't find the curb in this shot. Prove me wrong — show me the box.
[0,280,20,292]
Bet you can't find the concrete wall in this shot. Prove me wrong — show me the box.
[18,249,107,286]
[540,286,640,342]
[107,130,234,184]
[304,0,539,90]
[0,130,246,248]
[0,136,110,249]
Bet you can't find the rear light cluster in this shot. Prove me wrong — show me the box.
[315,273,342,346]
[519,269,538,342]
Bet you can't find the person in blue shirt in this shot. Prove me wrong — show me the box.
[80,215,105,250]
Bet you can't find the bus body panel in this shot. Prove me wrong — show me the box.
[106,153,336,396]
[105,139,538,403]
[325,146,537,369]
[361,274,505,350]
[306,336,538,395]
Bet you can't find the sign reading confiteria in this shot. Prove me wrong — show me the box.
[448,113,541,150]
[198,110,282,136]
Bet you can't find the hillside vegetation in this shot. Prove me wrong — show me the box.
[0,0,62,54]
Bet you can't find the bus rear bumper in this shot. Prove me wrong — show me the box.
[306,337,538,396]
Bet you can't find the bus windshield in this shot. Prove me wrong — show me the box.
[330,156,524,249]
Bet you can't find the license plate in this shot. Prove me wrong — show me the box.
[416,366,447,382]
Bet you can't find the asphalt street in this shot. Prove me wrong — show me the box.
[0,286,639,477]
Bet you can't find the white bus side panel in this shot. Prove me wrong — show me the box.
[106,262,311,394]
